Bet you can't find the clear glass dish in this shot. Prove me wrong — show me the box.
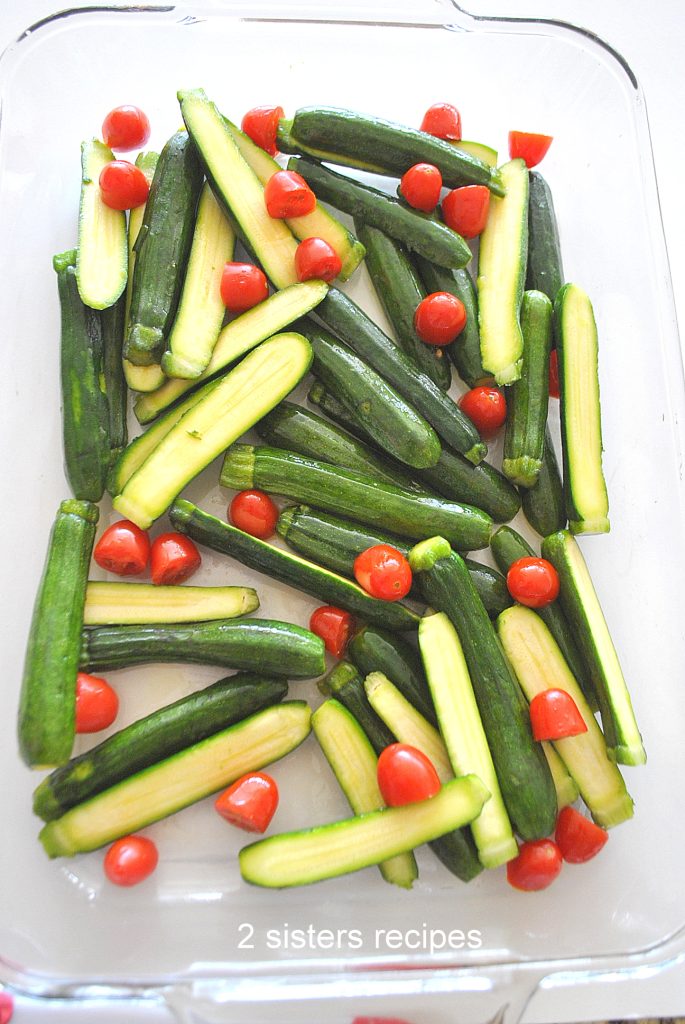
[1,2,684,1021]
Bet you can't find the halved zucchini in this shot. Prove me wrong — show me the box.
[83,582,258,625]
[76,139,127,310]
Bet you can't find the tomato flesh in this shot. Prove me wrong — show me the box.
[399,163,443,213]
[241,105,284,157]
[309,605,354,658]
[529,688,588,741]
[507,839,562,891]
[75,672,119,734]
[99,160,150,210]
[555,806,608,863]
[377,743,441,807]
[104,835,158,886]
[442,185,490,239]
[508,131,553,169]
[229,490,279,539]
[420,102,462,141]
[548,348,560,398]
[295,236,342,282]
[414,291,467,346]
[506,556,559,608]
[458,386,507,437]
[220,262,268,313]
[264,169,316,218]
[94,519,150,576]
[215,772,279,833]
[149,533,201,585]
[353,544,412,602]
[102,105,151,151]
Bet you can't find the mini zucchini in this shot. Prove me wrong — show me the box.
[320,661,395,753]
[100,291,128,468]
[76,139,127,310]
[526,171,564,304]
[83,582,259,625]
[348,625,436,727]
[520,427,566,536]
[543,742,580,811]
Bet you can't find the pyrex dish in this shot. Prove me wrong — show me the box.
[1,2,684,1021]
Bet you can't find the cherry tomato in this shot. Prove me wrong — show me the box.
[99,160,150,210]
[295,236,342,282]
[241,105,284,157]
[75,672,119,734]
[0,992,14,1024]
[414,291,467,346]
[220,262,269,313]
[508,131,553,169]
[264,169,316,218]
[555,806,609,864]
[93,519,150,576]
[353,544,412,602]
[506,839,562,891]
[102,105,151,151]
[215,771,279,833]
[420,102,462,141]
[150,532,201,585]
[506,556,559,608]
[104,834,159,886]
[377,743,441,807]
[529,688,588,742]
[548,348,560,398]
[442,185,490,238]
[399,162,443,212]
[309,606,354,658]
[229,489,279,539]
[458,385,507,437]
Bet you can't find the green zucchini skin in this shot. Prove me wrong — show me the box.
[321,661,396,753]
[80,618,324,678]
[526,171,564,305]
[317,288,487,464]
[100,289,128,469]
[125,131,204,365]
[19,499,99,768]
[32,674,287,822]
[348,626,436,728]
[520,427,566,536]
[54,251,110,502]
[463,559,513,618]
[168,499,420,633]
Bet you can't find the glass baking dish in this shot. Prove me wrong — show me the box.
[1,2,684,1021]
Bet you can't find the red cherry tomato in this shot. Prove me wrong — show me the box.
[295,236,342,282]
[99,160,150,210]
[75,672,119,734]
[102,105,151,151]
[529,688,588,742]
[506,556,559,608]
[548,348,560,398]
[507,839,562,891]
[264,169,316,218]
[555,806,609,864]
[458,385,507,437]
[149,532,201,585]
[442,185,491,239]
[215,771,279,833]
[508,131,553,169]
[229,489,279,539]
[377,743,441,807]
[241,105,284,157]
[309,606,354,658]
[104,835,159,886]
[353,544,412,602]
[399,162,443,212]
[0,992,14,1024]
[220,262,269,313]
[94,519,150,576]
[420,102,462,141]
[414,291,467,346]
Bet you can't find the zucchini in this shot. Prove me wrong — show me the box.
[542,530,646,765]
[101,291,128,468]
[463,559,512,618]
[33,673,288,822]
[125,131,204,365]
[168,500,420,633]
[502,290,553,487]
[521,427,566,536]
[497,605,634,827]
[40,702,311,857]
[526,171,564,304]
[161,183,236,379]
[320,661,395,753]
[455,140,498,167]
[408,536,557,841]
[348,626,436,727]
[76,139,127,310]
[555,283,609,534]
[239,775,489,888]
[113,332,312,529]
[18,499,99,768]
[312,700,418,889]
[543,741,580,811]
[83,582,259,626]
[80,618,325,678]
[477,158,529,385]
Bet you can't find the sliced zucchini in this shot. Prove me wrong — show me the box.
[542,741,580,811]
[454,140,498,167]
[320,660,395,754]
[348,625,436,727]
[123,151,163,392]
[76,139,127,310]
[83,582,258,625]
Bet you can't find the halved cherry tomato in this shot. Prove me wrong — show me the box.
[529,688,587,741]
[309,606,354,658]
[220,262,269,313]
[377,743,441,807]
[555,806,608,863]
[104,835,158,886]
[506,556,559,608]
[0,992,14,1024]
[548,348,560,398]
[399,162,443,212]
[414,291,467,346]
[102,105,151,151]
[420,102,462,141]
[264,169,316,218]
[506,839,562,891]
[215,771,279,833]
[241,105,284,157]
[508,131,553,169]
[99,160,150,210]
[458,385,506,437]
[149,532,201,585]
[75,672,119,734]
[295,236,342,282]
[229,489,279,539]
[442,185,490,239]
[353,544,412,602]
[93,519,150,576]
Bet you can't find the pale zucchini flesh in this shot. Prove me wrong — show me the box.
[542,740,580,811]
[76,139,127,310]
[364,672,452,781]
[83,582,259,625]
